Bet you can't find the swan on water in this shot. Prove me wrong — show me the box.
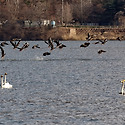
[120,80,125,95]
[1,73,12,89]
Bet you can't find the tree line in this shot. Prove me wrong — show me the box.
[0,0,125,40]
[0,0,125,25]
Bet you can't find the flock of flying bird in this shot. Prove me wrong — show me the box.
[0,33,122,59]
[80,33,123,54]
[0,37,67,59]
[0,34,124,90]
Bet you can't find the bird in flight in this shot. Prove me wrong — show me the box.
[86,33,93,41]
[32,44,40,49]
[19,42,29,51]
[98,39,107,45]
[0,46,5,58]
[43,52,51,56]
[80,42,90,47]
[10,39,21,49]
[98,49,106,54]
[53,40,66,49]
[116,37,121,41]
[0,41,9,47]
[44,37,54,51]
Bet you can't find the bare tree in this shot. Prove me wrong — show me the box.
[71,0,93,24]
[63,2,73,24]
[5,0,20,21]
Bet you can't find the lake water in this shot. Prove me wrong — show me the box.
[0,40,125,125]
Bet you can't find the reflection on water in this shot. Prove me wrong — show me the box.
[0,40,125,125]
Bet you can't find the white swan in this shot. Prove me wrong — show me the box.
[1,73,12,89]
[120,80,125,95]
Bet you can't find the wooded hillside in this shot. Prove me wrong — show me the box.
[0,0,125,40]
[0,0,125,25]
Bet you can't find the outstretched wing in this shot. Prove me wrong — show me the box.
[0,46,5,58]
[10,40,16,48]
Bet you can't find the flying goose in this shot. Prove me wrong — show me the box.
[53,40,60,47]
[10,39,21,49]
[80,42,90,47]
[98,39,107,45]
[0,46,5,58]
[93,41,100,44]
[53,40,66,49]
[98,49,106,54]
[43,52,51,56]
[0,41,9,47]
[116,37,121,41]
[32,44,40,49]
[44,38,54,51]
[86,33,93,41]
[19,42,29,51]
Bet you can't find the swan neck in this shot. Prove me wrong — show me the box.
[1,77,3,88]
[122,82,124,95]
[4,75,6,84]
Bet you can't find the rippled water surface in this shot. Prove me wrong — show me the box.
[0,40,125,125]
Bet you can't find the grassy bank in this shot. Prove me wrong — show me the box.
[0,26,125,41]
[46,26,125,41]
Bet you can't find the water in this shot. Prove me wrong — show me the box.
[0,40,125,125]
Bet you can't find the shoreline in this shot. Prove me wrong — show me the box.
[46,27,125,41]
[0,26,125,41]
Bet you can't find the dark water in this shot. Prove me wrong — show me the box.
[0,40,125,125]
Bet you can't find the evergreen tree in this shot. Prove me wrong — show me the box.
[100,0,125,25]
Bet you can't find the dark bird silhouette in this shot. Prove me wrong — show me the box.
[93,41,100,44]
[16,39,21,47]
[86,33,93,41]
[44,38,54,51]
[98,39,107,44]
[44,40,48,45]
[32,44,40,49]
[58,44,66,49]
[53,40,60,46]
[80,42,90,47]
[53,39,66,49]
[98,49,106,54]
[0,46,5,58]
[116,37,121,41]
[10,39,21,49]
[48,38,54,50]
[19,42,29,51]
[43,52,51,56]
[100,29,105,35]
[11,38,21,41]
[0,41,9,47]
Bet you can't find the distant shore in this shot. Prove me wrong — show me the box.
[0,26,125,41]
[47,27,125,41]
